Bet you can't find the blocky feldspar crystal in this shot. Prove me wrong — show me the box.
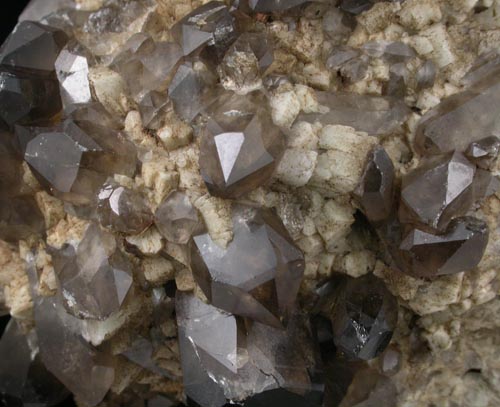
[0,71,62,126]
[190,204,304,327]
[97,180,153,235]
[176,293,319,407]
[465,136,500,169]
[199,92,285,198]
[111,34,183,100]
[415,67,500,155]
[21,119,137,204]
[34,293,114,407]
[52,223,134,320]
[218,33,274,95]
[171,2,238,62]
[0,195,45,242]
[154,191,199,244]
[298,92,410,136]
[55,40,94,109]
[330,274,398,361]
[168,59,217,122]
[399,152,476,231]
[399,217,489,278]
[0,21,68,75]
[354,146,395,224]
[0,319,68,407]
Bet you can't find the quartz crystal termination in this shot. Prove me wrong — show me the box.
[176,293,320,407]
[190,204,304,328]
[199,92,285,198]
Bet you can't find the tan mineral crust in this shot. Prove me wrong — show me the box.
[1,0,500,406]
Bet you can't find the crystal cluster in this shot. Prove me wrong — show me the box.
[1,1,499,407]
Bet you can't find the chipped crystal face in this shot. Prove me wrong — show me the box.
[330,274,398,361]
[0,318,68,406]
[399,217,489,278]
[21,119,137,204]
[354,146,395,224]
[55,40,94,109]
[176,293,319,406]
[171,1,238,62]
[51,223,134,320]
[154,191,199,244]
[399,152,476,231]
[190,204,304,328]
[199,92,285,198]
[97,180,153,235]
[415,69,500,155]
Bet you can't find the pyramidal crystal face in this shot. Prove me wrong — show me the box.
[199,92,285,198]
[190,204,304,328]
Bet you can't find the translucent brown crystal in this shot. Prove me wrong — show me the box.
[154,191,199,245]
[0,195,45,242]
[199,92,284,198]
[190,204,304,328]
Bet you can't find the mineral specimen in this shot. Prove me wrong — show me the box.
[199,92,284,198]
[190,204,304,327]
[465,136,500,169]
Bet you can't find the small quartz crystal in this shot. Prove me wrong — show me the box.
[399,217,489,278]
[465,136,500,169]
[354,146,395,224]
[51,223,134,320]
[154,191,199,244]
[399,152,476,231]
[330,274,398,361]
[138,90,171,130]
[199,92,284,198]
[190,204,304,327]
[97,180,153,235]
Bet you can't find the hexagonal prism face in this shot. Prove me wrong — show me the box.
[190,204,304,328]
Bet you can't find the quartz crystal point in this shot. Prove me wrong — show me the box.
[399,152,476,231]
[34,294,115,406]
[55,40,95,109]
[465,136,500,169]
[244,0,311,12]
[399,216,489,278]
[111,34,183,100]
[218,33,274,94]
[199,92,285,198]
[298,92,410,136]
[171,2,238,62]
[354,146,395,224]
[176,293,319,407]
[0,319,69,407]
[138,90,172,130]
[330,274,398,361]
[154,191,199,244]
[21,119,137,204]
[415,66,500,155]
[97,180,153,235]
[190,204,304,328]
[52,223,134,320]
[0,21,68,76]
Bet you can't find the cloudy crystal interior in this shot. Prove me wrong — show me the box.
[0,1,499,407]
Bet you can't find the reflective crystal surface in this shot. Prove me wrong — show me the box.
[55,40,94,109]
[154,191,199,244]
[97,180,153,234]
[199,92,284,198]
[415,68,500,154]
[399,216,489,278]
[298,92,410,136]
[0,319,68,407]
[399,152,476,231]
[171,2,237,62]
[138,90,171,130]
[190,204,304,327]
[52,223,134,320]
[176,293,318,407]
[354,146,395,224]
[218,33,274,94]
[0,21,68,75]
[330,274,398,361]
[465,136,500,169]
[21,119,137,204]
